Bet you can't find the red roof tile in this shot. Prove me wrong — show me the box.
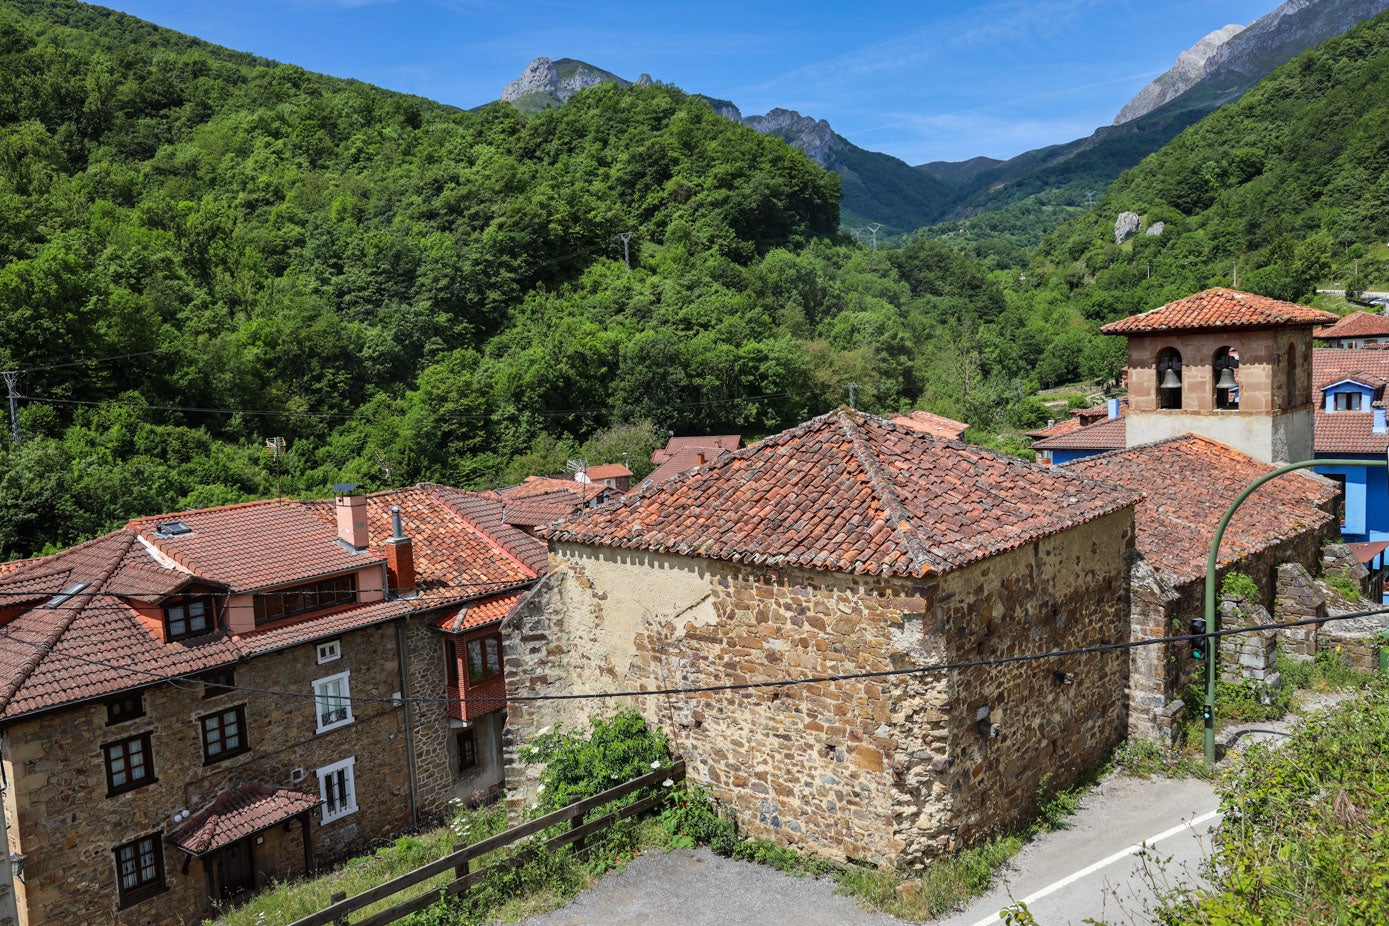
[500,490,583,528]
[1311,349,1389,454]
[128,502,382,593]
[434,590,528,633]
[1031,416,1128,452]
[585,464,633,480]
[652,435,743,464]
[1313,311,1389,340]
[888,410,968,440]
[169,786,319,856]
[1348,541,1389,564]
[1100,289,1337,335]
[1025,416,1086,440]
[544,410,1137,577]
[0,483,542,719]
[644,446,733,487]
[1063,435,1337,585]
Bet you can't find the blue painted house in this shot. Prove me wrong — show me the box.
[1309,350,1389,542]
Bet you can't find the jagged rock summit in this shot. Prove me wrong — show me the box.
[501,57,629,113]
[741,108,840,164]
[1114,24,1245,124]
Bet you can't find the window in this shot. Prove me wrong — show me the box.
[1156,347,1183,410]
[1334,391,1363,411]
[104,734,155,795]
[317,757,358,823]
[200,706,248,763]
[457,729,477,772]
[106,693,145,726]
[165,595,214,640]
[316,639,341,664]
[466,635,503,684]
[254,574,357,626]
[114,834,165,907]
[199,667,235,699]
[313,671,353,733]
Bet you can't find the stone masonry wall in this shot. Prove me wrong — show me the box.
[918,509,1132,854]
[2,621,415,926]
[506,507,1133,867]
[403,613,453,818]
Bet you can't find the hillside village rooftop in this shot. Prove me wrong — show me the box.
[1099,287,1338,334]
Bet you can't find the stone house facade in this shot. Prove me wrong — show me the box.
[0,483,543,926]
[505,410,1139,866]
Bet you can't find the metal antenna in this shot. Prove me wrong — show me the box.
[846,382,858,410]
[616,232,633,273]
[1233,262,1238,288]
[265,437,286,500]
[2,370,20,448]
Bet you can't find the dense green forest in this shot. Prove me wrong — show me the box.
[4,0,1388,562]
[0,0,1104,560]
[1022,9,1389,320]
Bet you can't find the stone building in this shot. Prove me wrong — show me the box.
[504,410,1139,866]
[0,483,542,926]
[1063,436,1340,739]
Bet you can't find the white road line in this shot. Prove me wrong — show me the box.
[965,808,1221,926]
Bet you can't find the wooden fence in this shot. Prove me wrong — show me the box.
[288,759,686,926]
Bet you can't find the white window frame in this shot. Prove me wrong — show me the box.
[316,639,342,664]
[317,757,358,824]
[312,671,353,733]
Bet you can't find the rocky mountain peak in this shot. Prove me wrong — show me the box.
[1114,23,1245,124]
[740,108,839,165]
[501,56,559,102]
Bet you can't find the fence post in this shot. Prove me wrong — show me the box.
[453,842,470,882]
[331,891,347,926]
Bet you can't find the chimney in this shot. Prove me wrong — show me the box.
[1374,406,1387,435]
[385,505,416,598]
[1107,398,1120,419]
[333,484,369,551]
[696,452,706,466]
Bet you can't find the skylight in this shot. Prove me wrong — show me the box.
[154,520,193,538]
[48,582,90,608]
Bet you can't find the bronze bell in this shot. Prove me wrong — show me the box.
[1215,366,1239,390]
[1159,367,1183,390]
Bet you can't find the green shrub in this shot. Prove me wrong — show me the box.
[1220,571,1259,600]
[522,710,674,814]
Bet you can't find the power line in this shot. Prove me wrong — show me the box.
[2,348,170,375]
[0,596,1381,711]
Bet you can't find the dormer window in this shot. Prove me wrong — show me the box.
[164,595,214,640]
[1214,347,1240,410]
[1334,392,1364,411]
[253,574,357,627]
[1156,348,1183,410]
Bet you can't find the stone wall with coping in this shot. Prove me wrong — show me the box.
[402,613,453,817]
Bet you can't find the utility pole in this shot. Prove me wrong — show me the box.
[863,223,883,252]
[846,382,858,410]
[2,370,20,448]
[1233,262,1238,288]
[617,232,633,273]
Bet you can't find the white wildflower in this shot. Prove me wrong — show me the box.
[662,778,674,787]
[650,760,661,768]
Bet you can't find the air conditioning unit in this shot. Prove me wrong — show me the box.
[289,767,305,784]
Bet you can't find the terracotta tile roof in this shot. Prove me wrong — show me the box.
[169,786,319,856]
[1348,541,1389,564]
[128,502,382,593]
[543,410,1137,577]
[1025,416,1085,440]
[498,476,584,499]
[433,589,529,633]
[1100,289,1337,335]
[585,464,633,480]
[1031,416,1128,452]
[0,483,542,720]
[888,410,968,440]
[499,490,583,528]
[1313,311,1389,340]
[1063,435,1337,585]
[643,446,731,487]
[652,435,742,464]
[1311,349,1389,454]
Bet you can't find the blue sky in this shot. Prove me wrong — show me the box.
[99,0,1278,163]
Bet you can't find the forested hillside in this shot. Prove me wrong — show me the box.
[0,0,1098,560]
[1021,9,1389,321]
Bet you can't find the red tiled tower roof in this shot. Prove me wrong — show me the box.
[1100,289,1337,335]
[543,410,1137,577]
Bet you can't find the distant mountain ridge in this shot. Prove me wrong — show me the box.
[496,0,1389,242]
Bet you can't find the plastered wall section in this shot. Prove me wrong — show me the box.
[505,507,1133,867]
[1,621,414,926]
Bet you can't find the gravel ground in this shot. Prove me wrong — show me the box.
[517,847,902,926]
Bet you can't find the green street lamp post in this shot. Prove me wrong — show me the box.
[1202,455,1389,765]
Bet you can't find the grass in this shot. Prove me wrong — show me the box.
[834,834,1024,920]
[209,802,507,926]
